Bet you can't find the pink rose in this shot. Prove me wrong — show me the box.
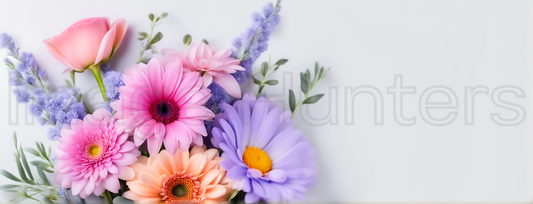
[44,17,127,72]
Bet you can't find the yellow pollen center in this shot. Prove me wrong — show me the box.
[242,147,272,174]
[89,145,100,156]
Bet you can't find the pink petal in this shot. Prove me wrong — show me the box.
[116,166,135,180]
[110,18,127,52]
[163,123,178,155]
[104,175,120,193]
[94,23,117,64]
[147,137,162,155]
[71,178,88,195]
[202,73,213,88]
[204,185,227,199]
[186,153,207,176]
[153,122,166,140]
[44,17,109,70]
[43,41,73,69]
[213,73,241,98]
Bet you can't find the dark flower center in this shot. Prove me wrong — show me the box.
[172,184,188,198]
[150,98,179,124]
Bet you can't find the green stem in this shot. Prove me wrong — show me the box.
[102,190,113,204]
[70,71,76,86]
[88,64,108,102]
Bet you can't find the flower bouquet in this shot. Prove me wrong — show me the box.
[1,1,329,203]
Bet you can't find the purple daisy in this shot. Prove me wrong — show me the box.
[211,93,318,203]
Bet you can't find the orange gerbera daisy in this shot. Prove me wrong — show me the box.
[123,146,232,203]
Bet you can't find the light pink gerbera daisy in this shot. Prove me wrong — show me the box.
[123,146,232,203]
[161,42,245,98]
[54,108,140,198]
[112,58,214,155]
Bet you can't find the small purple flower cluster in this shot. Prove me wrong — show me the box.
[231,1,281,84]
[2,33,86,140]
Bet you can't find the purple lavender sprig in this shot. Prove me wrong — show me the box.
[1,33,86,140]
[231,0,282,84]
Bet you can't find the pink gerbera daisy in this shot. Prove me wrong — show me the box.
[161,42,245,98]
[112,58,214,155]
[54,108,140,198]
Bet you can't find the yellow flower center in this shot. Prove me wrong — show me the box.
[89,145,100,156]
[242,147,272,174]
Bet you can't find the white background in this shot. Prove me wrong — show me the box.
[0,0,531,203]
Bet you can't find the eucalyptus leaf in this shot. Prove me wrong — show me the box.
[23,148,40,157]
[202,39,209,45]
[300,73,309,94]
[273,65,280,71]
[0,170,22,182]
[150,32,163,45]
[161,12,168,18]
[275,58,288,65]
[37,168,50,186]
[138,32,148,38]
[260,62,268,76]
[264,80,279,85]
[305,69,311,83]
[65,80,73,89]
[303,94,324,104]
[318,67,324,81]
[252,76,261,85]
[43,197,53,204]
[19,149,33,180]
[314,62,319,81]
[0,184,19,190]
[35,142,44,155]
[15,158,31,184]
[183,34,192,46]
[289,89,296,113]
[13,133,17,150]
[114,196,135,204]
[148,13,154,21]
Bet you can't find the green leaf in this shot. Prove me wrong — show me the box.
[300,73,309,94]
[30,161,50,171]
[228,190,239,201]
[42,197,53,204]
[264,80,279,85]
[305,69,311,83]
[161,12,168,18]
[318,67,325,81]
[47,146,51,159]
[320,67,331,81]
[19,148,33,181]
[0,170,22,182]
[289,89,296,113]
[260,61,268,76]
[23,148,40,157]
[37,167,50,186]
[148,13,154,21]
[202,39,209,45]
[13,132,17,150]
[150,32,163,45]
[275,59,288,65]
[15,158,32,184]
[65,79,73,89]
[251,76,261,85]
[35,142,44,155]
[183,34,192,46]
[314,62,319,81]
[138,32,148,38]
[272,65,280,71]
[303,94,324,104]
[0,184,19,190]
